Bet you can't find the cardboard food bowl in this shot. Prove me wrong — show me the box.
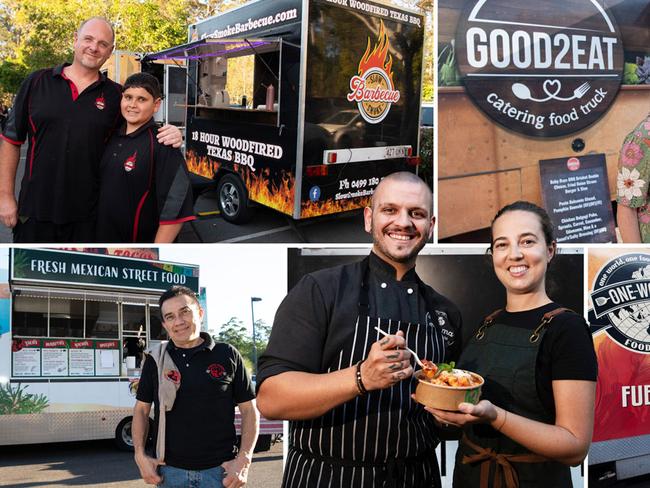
[414,369,484,411]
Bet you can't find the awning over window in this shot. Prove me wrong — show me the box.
[143,38,280,62]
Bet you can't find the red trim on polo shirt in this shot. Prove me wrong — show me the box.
[0,134,23,146]
[131,129,156,242]
[160,215,197,225]
[27,96,37,179]
[60,71,80,101]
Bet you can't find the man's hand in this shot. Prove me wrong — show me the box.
[0,193,17,228]
[221,455,252,488]
[361,330,413,391]
[134,452,165,485]
[157,124,183,148]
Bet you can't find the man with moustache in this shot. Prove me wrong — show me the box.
[133,286,259,488]
[0,17,182,242]
[256,172,462,488]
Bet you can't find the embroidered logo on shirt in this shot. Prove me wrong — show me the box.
[124,151,137,172]
[165,369,181,384]
[206,363,226,379]
[435,310,456,347]
[95,96,105,110]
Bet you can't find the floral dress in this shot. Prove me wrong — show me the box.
[617,115,650,242]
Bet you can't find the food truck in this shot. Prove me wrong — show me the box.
[588,248,650,483]
[142,0,426,222]
[437,0,650,242]
[0,249,281,451]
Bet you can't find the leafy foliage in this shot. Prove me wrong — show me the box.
[0,383,49,414]
[213,316,271,373]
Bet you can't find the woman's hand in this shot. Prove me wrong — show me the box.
[422,399,500,428]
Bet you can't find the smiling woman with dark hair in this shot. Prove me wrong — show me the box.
[427,201,598,488]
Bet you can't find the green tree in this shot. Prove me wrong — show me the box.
[213,316,272,373]
[0,60,28,99]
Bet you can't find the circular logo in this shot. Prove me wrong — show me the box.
[207,363,226,379]
[309,186,321,202]
[567,157,581,171]
[356,68,397,124]
[591,253,650,352]
[455,0,624,137]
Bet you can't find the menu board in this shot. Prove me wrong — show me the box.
[12,339,41,377]
[95,341,120,376]
[539,154,616,243]
[42,339,69,376]
[11,338,121,377]
[69,340,95,376]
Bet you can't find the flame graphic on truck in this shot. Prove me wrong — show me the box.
[358,20,394,86]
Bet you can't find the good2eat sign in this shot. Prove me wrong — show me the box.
[455,0,624,137]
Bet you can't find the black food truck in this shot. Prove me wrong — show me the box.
[143,0,426,222]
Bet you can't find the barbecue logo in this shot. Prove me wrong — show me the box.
[207,363,226,379]
[95,96,105,110]
[347,20,400,124]
[455,0,624,137]
[590,253,650,353]
[165,369,181,384]
[124,151,137,172]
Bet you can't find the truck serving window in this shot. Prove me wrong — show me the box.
[144,38,283,127]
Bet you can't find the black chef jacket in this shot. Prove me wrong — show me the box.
[259,252,462,379]
[1,64,122,224]
[95,118,195,243]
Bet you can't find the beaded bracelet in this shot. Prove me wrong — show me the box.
[355,359,368,396]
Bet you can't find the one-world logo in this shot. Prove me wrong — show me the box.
[590,254,650,353]
[456,0,624,137]
[347,20,401,124]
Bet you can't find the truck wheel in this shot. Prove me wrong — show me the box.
[115,417,153,451]
[115,417,135,451]
[216,174,254,224]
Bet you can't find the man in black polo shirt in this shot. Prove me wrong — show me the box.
[0,17,182,243]
[133,286,259,488]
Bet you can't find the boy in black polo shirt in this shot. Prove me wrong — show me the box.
[96,73,194,243]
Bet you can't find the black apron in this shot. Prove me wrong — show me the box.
[453,308,573,488]
[282,259,447,488]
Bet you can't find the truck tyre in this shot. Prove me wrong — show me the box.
[217,174,254,224]
[114,417,153,451]
[115,417,135,451]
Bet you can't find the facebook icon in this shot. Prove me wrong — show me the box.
[309,186,321,202]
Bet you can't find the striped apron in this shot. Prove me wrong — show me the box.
[282,262,447,488]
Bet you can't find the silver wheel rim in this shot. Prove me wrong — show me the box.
[122,421,133,447]
[220,182,240,217]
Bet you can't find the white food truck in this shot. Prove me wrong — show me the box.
[0,248,280,451]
